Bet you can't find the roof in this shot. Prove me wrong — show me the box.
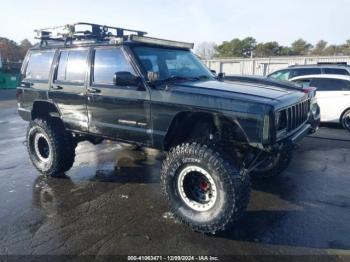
[290,74,350,81]
[288,64,350,68]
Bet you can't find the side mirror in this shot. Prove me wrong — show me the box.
[218,72,225,81]
[113,71,141,86]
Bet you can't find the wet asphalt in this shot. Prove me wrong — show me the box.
[0,90,350,259]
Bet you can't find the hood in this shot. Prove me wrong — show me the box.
[169,80,302,104]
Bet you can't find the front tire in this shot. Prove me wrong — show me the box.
[341,109,350,132]
[27,118,76,177]
[161,142,251,234]
[251,149,293,179]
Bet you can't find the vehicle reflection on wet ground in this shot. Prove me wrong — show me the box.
[0,96,349,258]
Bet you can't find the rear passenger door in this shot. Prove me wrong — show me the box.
[86,46,151,145]
[323,68,350,76]
[49,49,90,132]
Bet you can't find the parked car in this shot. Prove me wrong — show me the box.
[17,23,318,234]
[268,64,350,81]
[290,74,350,131]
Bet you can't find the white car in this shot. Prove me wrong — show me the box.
[290,74,350,131]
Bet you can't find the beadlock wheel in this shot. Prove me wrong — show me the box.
[26,118,77,177]
[33,133,51,163]
[177,165,218,212]
[161,142,251,234]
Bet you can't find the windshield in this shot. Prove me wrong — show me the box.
[132,46,214,82]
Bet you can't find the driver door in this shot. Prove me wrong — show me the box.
[86,46,152,145]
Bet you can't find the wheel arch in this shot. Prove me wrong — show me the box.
[340,106,350,123]
[163,111,250,150]
[31,100,62,120]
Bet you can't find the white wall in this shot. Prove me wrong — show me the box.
[203,56,350,76]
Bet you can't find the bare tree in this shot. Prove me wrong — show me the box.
[195,42,217,59]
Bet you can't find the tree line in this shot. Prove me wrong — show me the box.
[2,35,350,62]
[0,37,33,63]
[195,38,350,59]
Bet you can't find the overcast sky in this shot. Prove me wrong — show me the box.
[1,0,349,46]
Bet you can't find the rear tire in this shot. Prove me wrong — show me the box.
[341,109,350,132]
[26,118,76,177]
[161,142,251,234]
[251,149,293,179]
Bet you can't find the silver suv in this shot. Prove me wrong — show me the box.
[268,64,350,81]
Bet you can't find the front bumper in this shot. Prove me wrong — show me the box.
[289,123,312,144]
[271,122,313,152]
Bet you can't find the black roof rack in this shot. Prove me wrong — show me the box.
[35,22,147,46]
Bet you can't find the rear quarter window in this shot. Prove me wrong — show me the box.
[310,78,349,91]
[25,51,55,81]
[324,68,350,75]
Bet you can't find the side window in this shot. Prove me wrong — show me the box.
[57,52,68,81]
[324,68,350,75]
[93,48,135,84]
[25,51,55,81]
[269,70,290,81]
[56,50,88,83]
[138,55,159,74]
[291,68,322,78]
[294,79,311,88]
[310,78,349,91]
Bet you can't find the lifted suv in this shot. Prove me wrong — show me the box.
[17,23,318,234]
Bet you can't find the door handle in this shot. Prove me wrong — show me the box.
[87,87,101,93]
[51,85,63,90]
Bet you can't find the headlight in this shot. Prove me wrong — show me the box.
[310,96,318,115]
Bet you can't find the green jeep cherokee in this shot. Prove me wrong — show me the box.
[17,23,319,234]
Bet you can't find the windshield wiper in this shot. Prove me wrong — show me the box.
[189,75,210,81]
[153,75,211,85]
[154,75,191,85]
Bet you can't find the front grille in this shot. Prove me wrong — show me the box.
[285,99,310,132]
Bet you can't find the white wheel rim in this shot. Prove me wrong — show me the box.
[34,133,51,163]
[177,165,217,212]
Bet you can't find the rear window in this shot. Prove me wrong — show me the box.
[25,51,55,81]
[290,68,322,78]
[324,68,350,75]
